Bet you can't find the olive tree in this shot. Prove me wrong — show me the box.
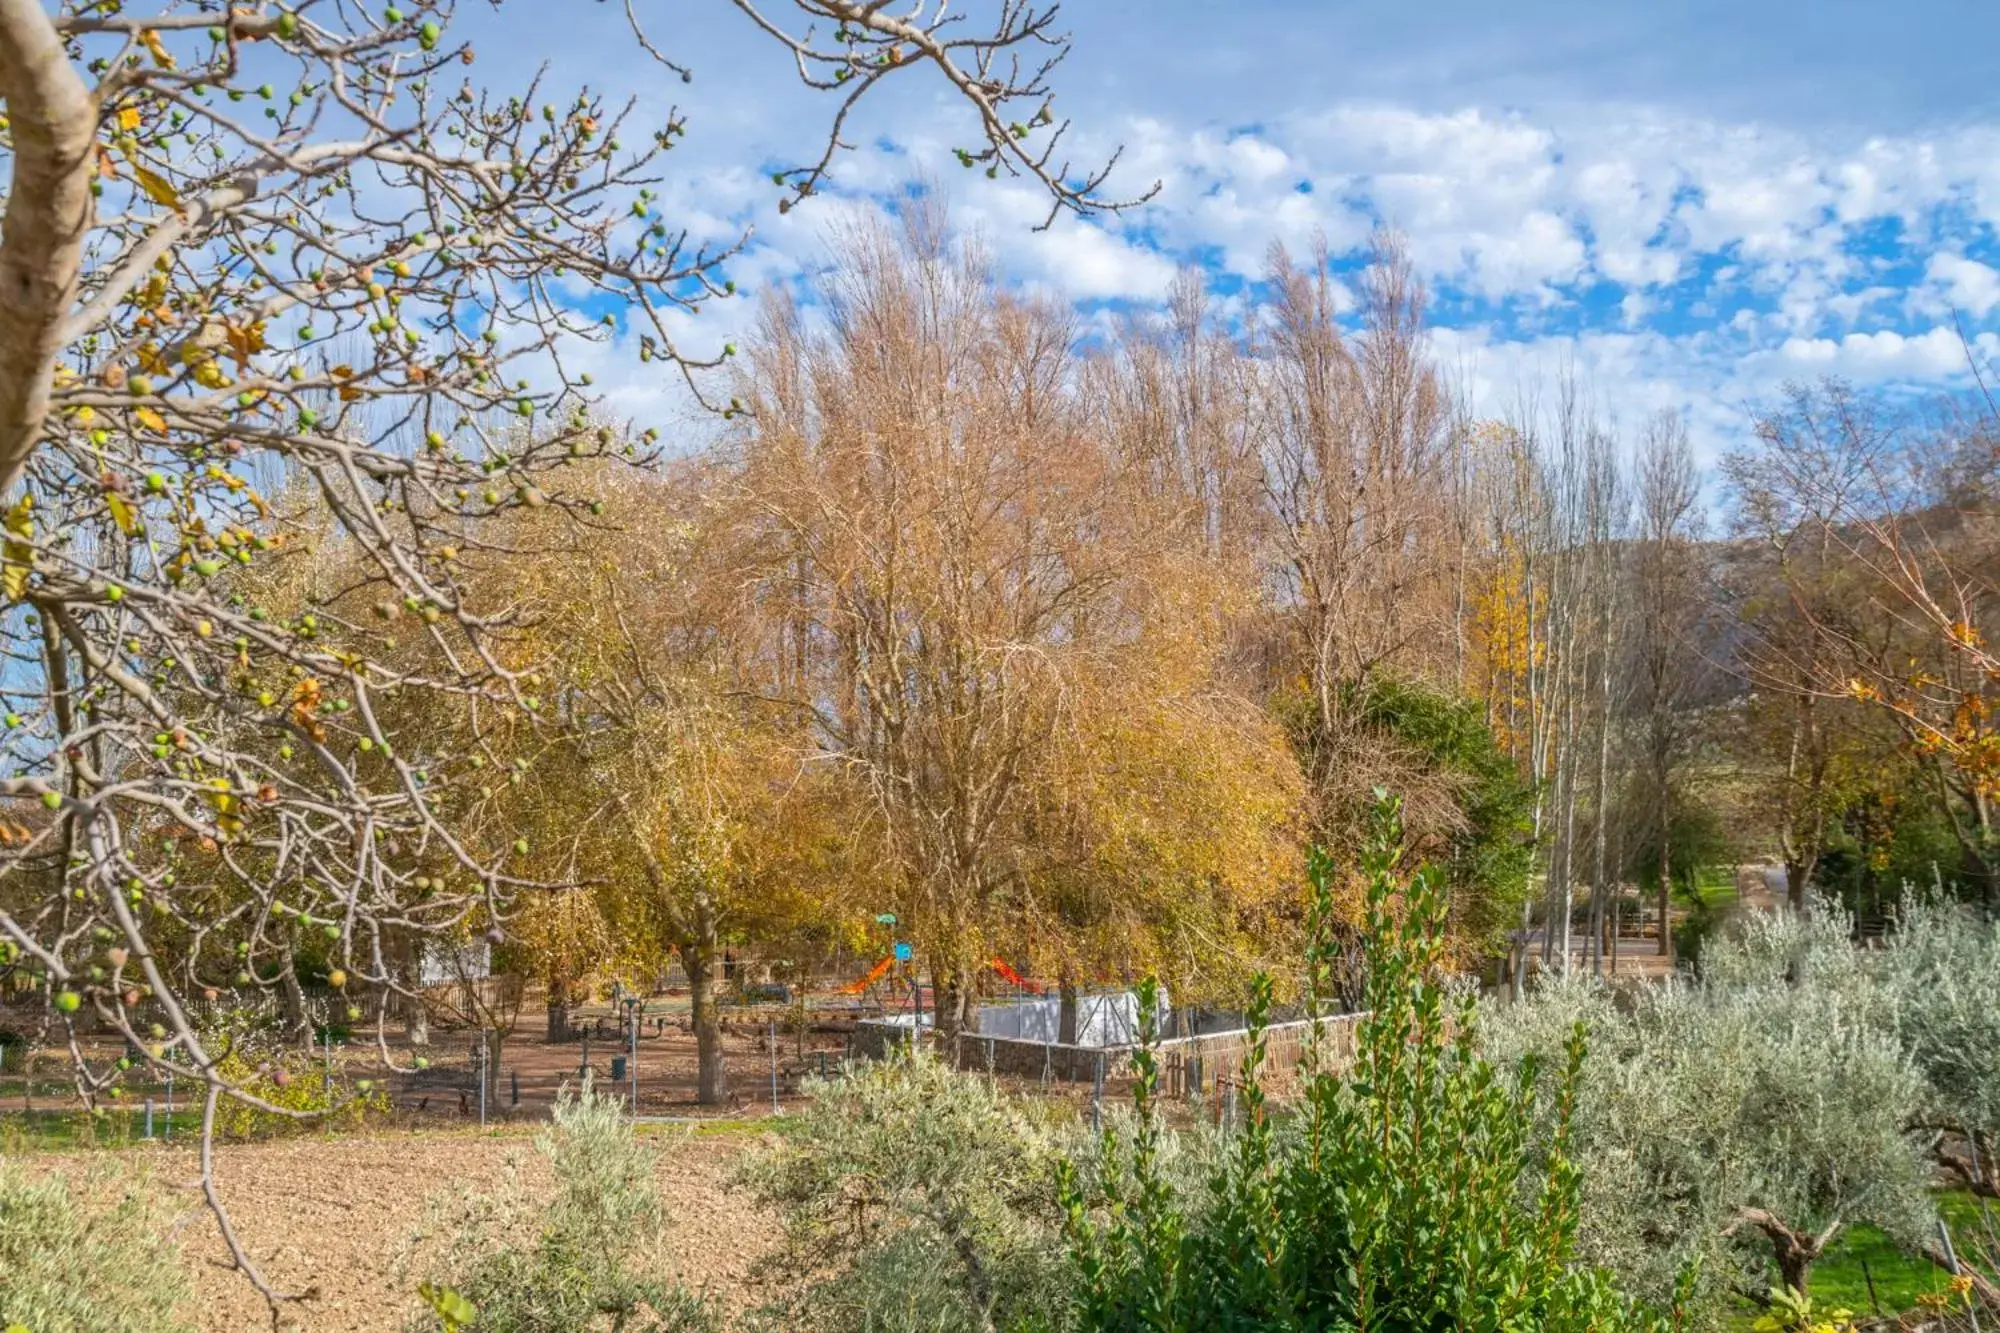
[739,1049,1086,1333]
[1880,897,2000,1200]
[1487,904,1938,1319]
[0,0,1140,1314]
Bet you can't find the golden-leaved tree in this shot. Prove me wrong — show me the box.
[725,208,1303,1041]
[0,0,1139,1302]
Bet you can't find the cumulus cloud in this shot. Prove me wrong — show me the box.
[1769,327,1997,381]
[1926,253,2000,319]
[455,0,2000,473]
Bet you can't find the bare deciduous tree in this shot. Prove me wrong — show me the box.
[1633,410,1703,955]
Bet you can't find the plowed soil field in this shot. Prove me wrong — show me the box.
[35,1123,781,1331]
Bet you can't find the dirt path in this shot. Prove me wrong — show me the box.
[35,1124,782,1331]
[1735,862,1787,914]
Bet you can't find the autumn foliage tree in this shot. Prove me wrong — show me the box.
[1732,379,2000,899]
[726,209,1302,1040]
[0,0,1136,1304]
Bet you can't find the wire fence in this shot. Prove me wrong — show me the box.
[377,1009,858,1124]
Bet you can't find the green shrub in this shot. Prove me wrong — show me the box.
[402,1079,716,1332]
[211,1043,389,1140]
[0,1158,192,1333]
[1355,676,1537,948]
[1061,794,1680,1332]
[738,1049,1091,1333]
[192,998,387,1140]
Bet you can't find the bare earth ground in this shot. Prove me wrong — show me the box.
[37,1123,782,1332]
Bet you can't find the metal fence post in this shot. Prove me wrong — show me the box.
[144,1097,154,1140]
[1091,1050,1104,1133]
[165,1071,174,1141]
[1936,1220,1984,1333]
[769,1018,780,1114]
[477,1035,488,1127]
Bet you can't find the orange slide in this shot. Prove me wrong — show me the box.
[842,954,1040,996]
[840,955,897,995]
[988,957,1041,993]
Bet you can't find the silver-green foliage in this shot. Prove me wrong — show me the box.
[739,1048,1121,1333]
[0,1159,193,1333]
[403,1079,717,1333]
[1485,898,1938,1318]
[1878,897,2000,1182]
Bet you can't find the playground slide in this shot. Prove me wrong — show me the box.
[839,955,897,995]
[839,954,1042,996]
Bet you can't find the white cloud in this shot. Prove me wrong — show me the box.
[1769,326,1997,380]
[1926,253,2000,319]
[446,6,2000,481]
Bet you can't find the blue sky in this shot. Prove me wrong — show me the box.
[455,1,2000,460]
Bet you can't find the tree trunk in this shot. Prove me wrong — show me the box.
[688,902,728,1106]
[1792,856,1824,908]
[935,970,974,1054]
[1057,974,1079,1045]
[1590,632,1614,976]
[545,973,572,1044]
[0,0,98,492]
[479,1028,504,1106]
[1657,797,1674,958]
[278,951,311,1051]
[398,935,429,1047]
[405,996,430,1048]
[1776,1246,1814,1298]
[1738,1209,1825,1299]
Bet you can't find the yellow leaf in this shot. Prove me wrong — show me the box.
[117,106,141,131]
[2,496,33,601]
[107,491,142,536]
[139,30,175,69]
[135,406,167,432]
[131,165,181,210]
[224,321,267,369]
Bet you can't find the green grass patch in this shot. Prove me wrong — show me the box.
[0,1106,205,1153]
[1679,865,1740,911]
